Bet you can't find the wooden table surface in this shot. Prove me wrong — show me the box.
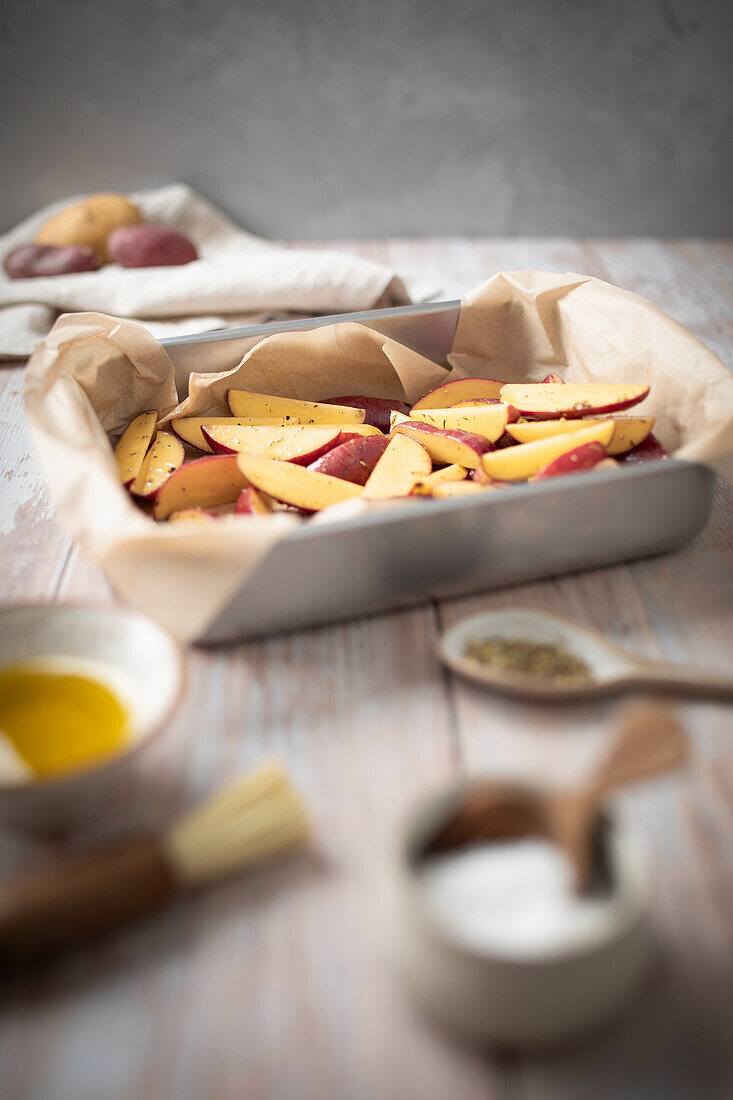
[1,239,732,1100]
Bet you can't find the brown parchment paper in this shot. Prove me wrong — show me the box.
[24,271,733,643]
[24,313,447,642]
[448,272,733,474]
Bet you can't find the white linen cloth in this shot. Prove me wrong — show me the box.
[0,183,409,358]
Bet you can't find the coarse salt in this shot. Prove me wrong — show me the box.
[419,838,621,959]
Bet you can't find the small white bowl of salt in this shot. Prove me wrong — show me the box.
[381,782,653,1049]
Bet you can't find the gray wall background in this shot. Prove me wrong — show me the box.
[1,0,731,238]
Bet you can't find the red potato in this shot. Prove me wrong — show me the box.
[108,226,198,268]
[499,383,649,420]
[532,441,608,482]
[618,433,668,464]
[307,434,390,485]
[479,421,615,481]
[447,399,521,423]
[409,403,511,442]
[235,487,274,515]
[168,508,219,525]
[113,411,158,486]
[227,390,366,424]
[130,431,185,499]
[324,396,410,433]
[237,455,363,512]
[392,420,494,469]
[412,377,505,410]
[508,416,654,455]
[201,424,341,465]
[153,455,248,520]
[331,425,384,443]
[411,463,468,495]
[363,434,432,499]
[431,480,491,499]
[4,244,101,279]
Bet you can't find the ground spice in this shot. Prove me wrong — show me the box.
[464,637,592,683]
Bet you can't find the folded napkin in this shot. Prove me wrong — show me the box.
[0,183,410,359]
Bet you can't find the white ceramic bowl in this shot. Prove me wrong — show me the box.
[0,603,185,831]
[381,781,653,1050]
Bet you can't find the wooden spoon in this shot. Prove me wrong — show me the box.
[439,608,733,702]
[425,702,687,893]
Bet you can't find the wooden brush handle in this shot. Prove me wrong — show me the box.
[0,836,178,966]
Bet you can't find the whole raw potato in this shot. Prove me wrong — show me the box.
[4,244,102,279]
[36,193,142,261]
[107,225,198,268]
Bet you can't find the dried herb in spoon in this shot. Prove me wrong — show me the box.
[464,637,591,683]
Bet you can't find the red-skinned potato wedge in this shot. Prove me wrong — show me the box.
[411,464,468,495]
[307,434,390,485]
[618,433,668,464]
[409,403,511,442]
[532,441,608,482]
[390,410,412,430]
[392,420,493,469]
[363,434,432,499]
[235,487,274,515]
[130,431,185,499]
[542,372,564,384]
[227,389,366,424]
[236,455,363,512]
[447,399,521,423]
[412,377,505,410]
[114,411,157,486]
[153,455,249,520]
[499,383,649,419]
[431,480,491,499]
[201,424,341,464]
[330,424,384,442]
[324,396,410,433]
[508,416,654,455]
[479,421,615,481]
[170,416,302,452]
[168,508,219,525]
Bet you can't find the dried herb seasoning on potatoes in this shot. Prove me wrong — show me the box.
[3,192,198,279]
[111,378,665,524]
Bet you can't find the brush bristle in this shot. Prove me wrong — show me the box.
[162,761,309,884]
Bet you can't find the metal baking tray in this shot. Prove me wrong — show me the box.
[161,303,716,643]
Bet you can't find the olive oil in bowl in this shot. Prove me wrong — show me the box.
[0,658,131,781]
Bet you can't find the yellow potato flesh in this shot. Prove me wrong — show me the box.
[480,422,615,481]
[130,432,185,498]
[236,455,363,511]
[227,390,366,424]
[154,456,248,520]
[410,404,509,442]
[113,411,157,485]
[412,378,504,410]
[508,416,654,455]
[363,434,432,499]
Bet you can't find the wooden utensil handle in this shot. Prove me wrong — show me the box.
[0,836,178,965]
[594,702,688,796]
[632,661,733,701]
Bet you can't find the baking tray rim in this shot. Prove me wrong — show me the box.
[271,456,715,547]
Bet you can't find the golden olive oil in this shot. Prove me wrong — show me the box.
[0,660,130,778]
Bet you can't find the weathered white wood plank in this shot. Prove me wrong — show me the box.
[0,366,73,599]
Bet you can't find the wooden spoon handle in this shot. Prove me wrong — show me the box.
[0,836,178,966]
[627,661,733,701]
[592,701,688,797]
